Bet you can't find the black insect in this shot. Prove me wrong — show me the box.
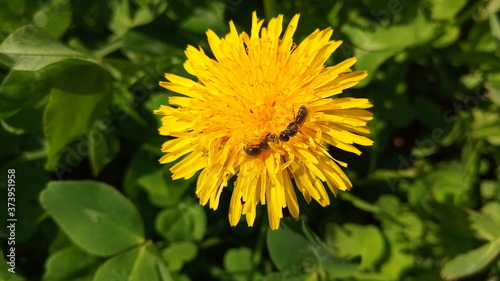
[243,133,276,156]
[243,105,308,156]
[278,105,308,142]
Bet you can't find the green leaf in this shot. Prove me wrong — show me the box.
[108,0,162,36]
[471,108,500,145]
[122,31,178,63]
[430,0,467,20]
[340,192,379,213]
[43,246,99,281]
[330,224,385,270]
[123,147,161,197]
[33,0,72,38]
[155,204,207,242]
[352,272,395,281]
[441,238,500,280]
[340,23,410,86]
[342,11,437,87]
[485,71,500,106]
[138,168,194,207]
[39,180,145,256]
[224,247,253,279]
[3,106,45,135]
[0,249,25,280]
[44,62,113,170]
[162,241,198,272]
[375,194,401,217]
[0,25,95,71]
[380,231,415,279]
[433,25,460,48]
[0,69,52,118]
[89,123,120,176]
[180,2,226,34]
[425,202,478,260]
[93,245,173,281]
[267,218,329,271]
[108,0,133,36]
[490,13,500,42]
[397,212,425,242]
[321,258,360,279]
[469,202,500,242]
[426,162,473,206]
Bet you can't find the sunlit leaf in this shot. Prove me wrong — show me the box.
[162,241,198,272]
[0,25,96,71]
[469,202,500,242]
[40,181,145,256]
[43,246,99,281]
[330,223,386,270]
[93,245,173,281]
[430,0,467,20]
[441,239,500,280]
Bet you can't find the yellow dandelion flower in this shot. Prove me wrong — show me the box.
[154,12,373,230]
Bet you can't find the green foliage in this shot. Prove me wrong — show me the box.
[40,181,145,256]
[1,0,500,280]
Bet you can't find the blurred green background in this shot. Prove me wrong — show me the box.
[1,0,500,280]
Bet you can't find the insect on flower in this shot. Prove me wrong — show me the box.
[278,105,309,142]
[244,133,276,156]
[154,12,373,230]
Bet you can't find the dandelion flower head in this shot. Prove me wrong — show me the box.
[154,12,373,230]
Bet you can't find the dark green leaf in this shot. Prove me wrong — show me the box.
[123,147,161,197]
[155,204,206,242]
[89,123,120,176]
[33,0,72,38]
[122,31,178,63]
[3,106,44,134]
[414,96,448,130]
[44,62,113,170]
[0,69,52,118]
[138,168,194,207]
[267,218,330,271]
[180,3,226,34]
[0,249,25,280]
